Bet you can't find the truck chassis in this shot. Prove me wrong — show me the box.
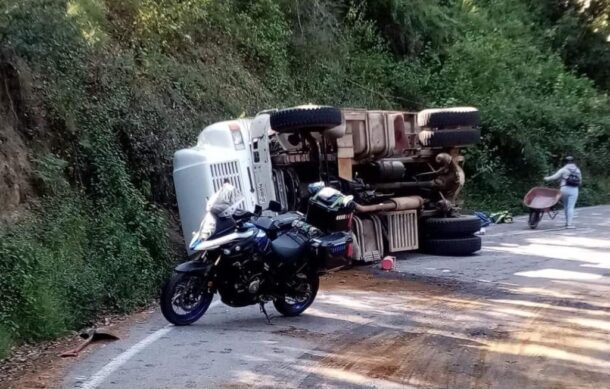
[173,105,482,260]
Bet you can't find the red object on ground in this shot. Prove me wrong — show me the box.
[381,256,395,271]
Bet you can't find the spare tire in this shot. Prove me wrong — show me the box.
[422,216,481,238]
[421,236,482,256]
[418,107,480,128]
[419,129,481,148]
[270,105,342,133]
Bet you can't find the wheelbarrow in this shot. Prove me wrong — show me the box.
[523,187,562,229]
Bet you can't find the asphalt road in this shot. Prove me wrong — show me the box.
[61,206,610,389]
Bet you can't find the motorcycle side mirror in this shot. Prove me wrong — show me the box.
[254,204,263,217]
[267,200,282,213]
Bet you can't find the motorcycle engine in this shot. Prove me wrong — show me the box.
[218,247,270,307]
[248,277,261,294]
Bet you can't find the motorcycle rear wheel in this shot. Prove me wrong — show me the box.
[161,272,214,325]
[273,273,319,317]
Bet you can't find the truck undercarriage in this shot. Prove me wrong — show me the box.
[173,105,483,261]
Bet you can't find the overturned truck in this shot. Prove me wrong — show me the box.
[174,106,482,260]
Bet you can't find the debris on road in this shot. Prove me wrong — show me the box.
[380,256,395,271]
[59,328,120,358]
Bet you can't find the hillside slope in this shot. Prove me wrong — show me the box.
[1,0,609,358]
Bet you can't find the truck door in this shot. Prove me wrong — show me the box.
[248,114,276,207]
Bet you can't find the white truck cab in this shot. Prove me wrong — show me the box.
[173,115,275,250]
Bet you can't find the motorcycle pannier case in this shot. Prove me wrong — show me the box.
[311,231,353,271]
[271,231,308,268]
[306,190,354,232]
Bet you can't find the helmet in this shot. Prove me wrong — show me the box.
[564,156,575,163]
[307,181,325,196]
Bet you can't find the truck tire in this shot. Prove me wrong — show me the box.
[270,105,342,133]
[419,128,481,148]
[421,236,482,256]
[422,216,481,238]
[417,107,480,128]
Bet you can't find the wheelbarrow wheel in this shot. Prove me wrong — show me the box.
[528,210,543,229]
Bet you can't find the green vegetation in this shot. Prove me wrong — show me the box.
[1,0,609,357]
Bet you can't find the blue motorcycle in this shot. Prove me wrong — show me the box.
[160,184,354,325]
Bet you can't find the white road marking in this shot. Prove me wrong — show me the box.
[80,300,221,389]
[484,227,594,238]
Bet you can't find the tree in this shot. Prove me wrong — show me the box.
[540,0,610,90]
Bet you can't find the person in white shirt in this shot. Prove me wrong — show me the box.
[544,156,582,228]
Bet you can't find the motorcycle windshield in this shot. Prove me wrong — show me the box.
[189,183,244,250]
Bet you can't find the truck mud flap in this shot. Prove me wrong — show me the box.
[352,215,383,263]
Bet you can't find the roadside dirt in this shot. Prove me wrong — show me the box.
[0,336,81,389]
[0,307,156,389]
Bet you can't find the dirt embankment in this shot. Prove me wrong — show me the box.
[0,50,47,222]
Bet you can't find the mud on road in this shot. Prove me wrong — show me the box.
[299,271,610,389]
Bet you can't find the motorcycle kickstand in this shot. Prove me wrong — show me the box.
[259,303,272,325]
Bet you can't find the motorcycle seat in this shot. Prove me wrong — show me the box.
[253,212,302,233]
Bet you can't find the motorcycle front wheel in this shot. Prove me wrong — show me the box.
[161,272,214,325]
[273,272,319,317]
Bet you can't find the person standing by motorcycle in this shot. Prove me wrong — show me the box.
[544,156,582,228]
